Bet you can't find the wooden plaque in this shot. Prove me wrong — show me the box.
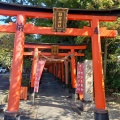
[52,7,68,32]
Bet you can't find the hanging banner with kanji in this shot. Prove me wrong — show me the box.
[76,62,84,94]
[34,59,46,92]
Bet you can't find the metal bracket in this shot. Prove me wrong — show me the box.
[94,27,99,34]
[16,23,24,32]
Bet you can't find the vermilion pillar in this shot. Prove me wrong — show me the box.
[57,63,60,79]
[4,15,26,119]
[52,64,54,74]
[71,50,76,89]
[49,65,53,74]
[59,63,62,80]
[30,48,38,92]
[61,62,65,83]
[55,63,57,78]
[53,64,54,75]
[91,18,109,120]
[64,60,69,86]
[56,63,58,77]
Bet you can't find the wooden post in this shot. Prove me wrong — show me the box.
[61,62,65,83]
[4,14,26,119]
[52,63,54,74]
[30,48,38,93]
[58,63,60,79]
[55,63,57,78]
[71,50,76,89]
[53,63,55,76]
[59,62,61,80]
[49,65,52,74]
[56,63,58,78]
[64,60,69,86]
[91,18,109,120]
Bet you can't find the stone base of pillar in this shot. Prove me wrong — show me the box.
[29,87,34,94]
[29,87,34,100]
[65,84,69,88]
[64,84,69,93]
[70,88,77,101]
[61,82,65,88]
[78,101,94,111]
[94,108,109,120]
[4,111,20,120]
[72,88,75,93]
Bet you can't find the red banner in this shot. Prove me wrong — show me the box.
[34,59,46,92]
[76,62,84,94]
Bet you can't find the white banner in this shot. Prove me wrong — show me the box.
[34,59,46,92]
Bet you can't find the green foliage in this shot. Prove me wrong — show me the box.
[0,33,14,68]
[74,36,85,44]
[0,33,32,72]
[23,57,32,73]
[104,39,120,91]
[21,78,30,86]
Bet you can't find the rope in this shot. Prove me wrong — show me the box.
[39,52,74,62]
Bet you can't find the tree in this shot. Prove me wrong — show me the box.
[0,33,14,69]
[105,39,120,92]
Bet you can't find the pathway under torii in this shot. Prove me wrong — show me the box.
[24,42,87,91]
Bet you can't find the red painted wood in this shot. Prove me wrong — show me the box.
[24,44,87,49]
[7,15,26,112]
[0,9,117,21]
[91,19,106,110]
[30,48,38,87]
[0,23,117,37]
[71,49,77,88]
[23,52,85,57]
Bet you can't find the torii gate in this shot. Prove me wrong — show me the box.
[24,43,87,92]
[0,2,117,120]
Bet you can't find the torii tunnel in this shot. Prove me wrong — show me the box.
[0,2,118,120]
[24,43,87,90]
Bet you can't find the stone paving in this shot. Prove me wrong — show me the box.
[19,72,82,120]
[0,72,120,120]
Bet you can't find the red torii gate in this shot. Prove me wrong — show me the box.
[0,2,117,120]
[24,43,86,91]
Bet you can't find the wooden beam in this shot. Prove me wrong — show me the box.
[24,25,118,37]
[0,22,15,33]
[23,51,85,56]
[24,25,92,36]
[100,27,117,37]
[0,23,117,37]
[24,44,87,49]
[0,9,117,21]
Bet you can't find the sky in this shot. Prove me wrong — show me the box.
[0,15,7,24]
